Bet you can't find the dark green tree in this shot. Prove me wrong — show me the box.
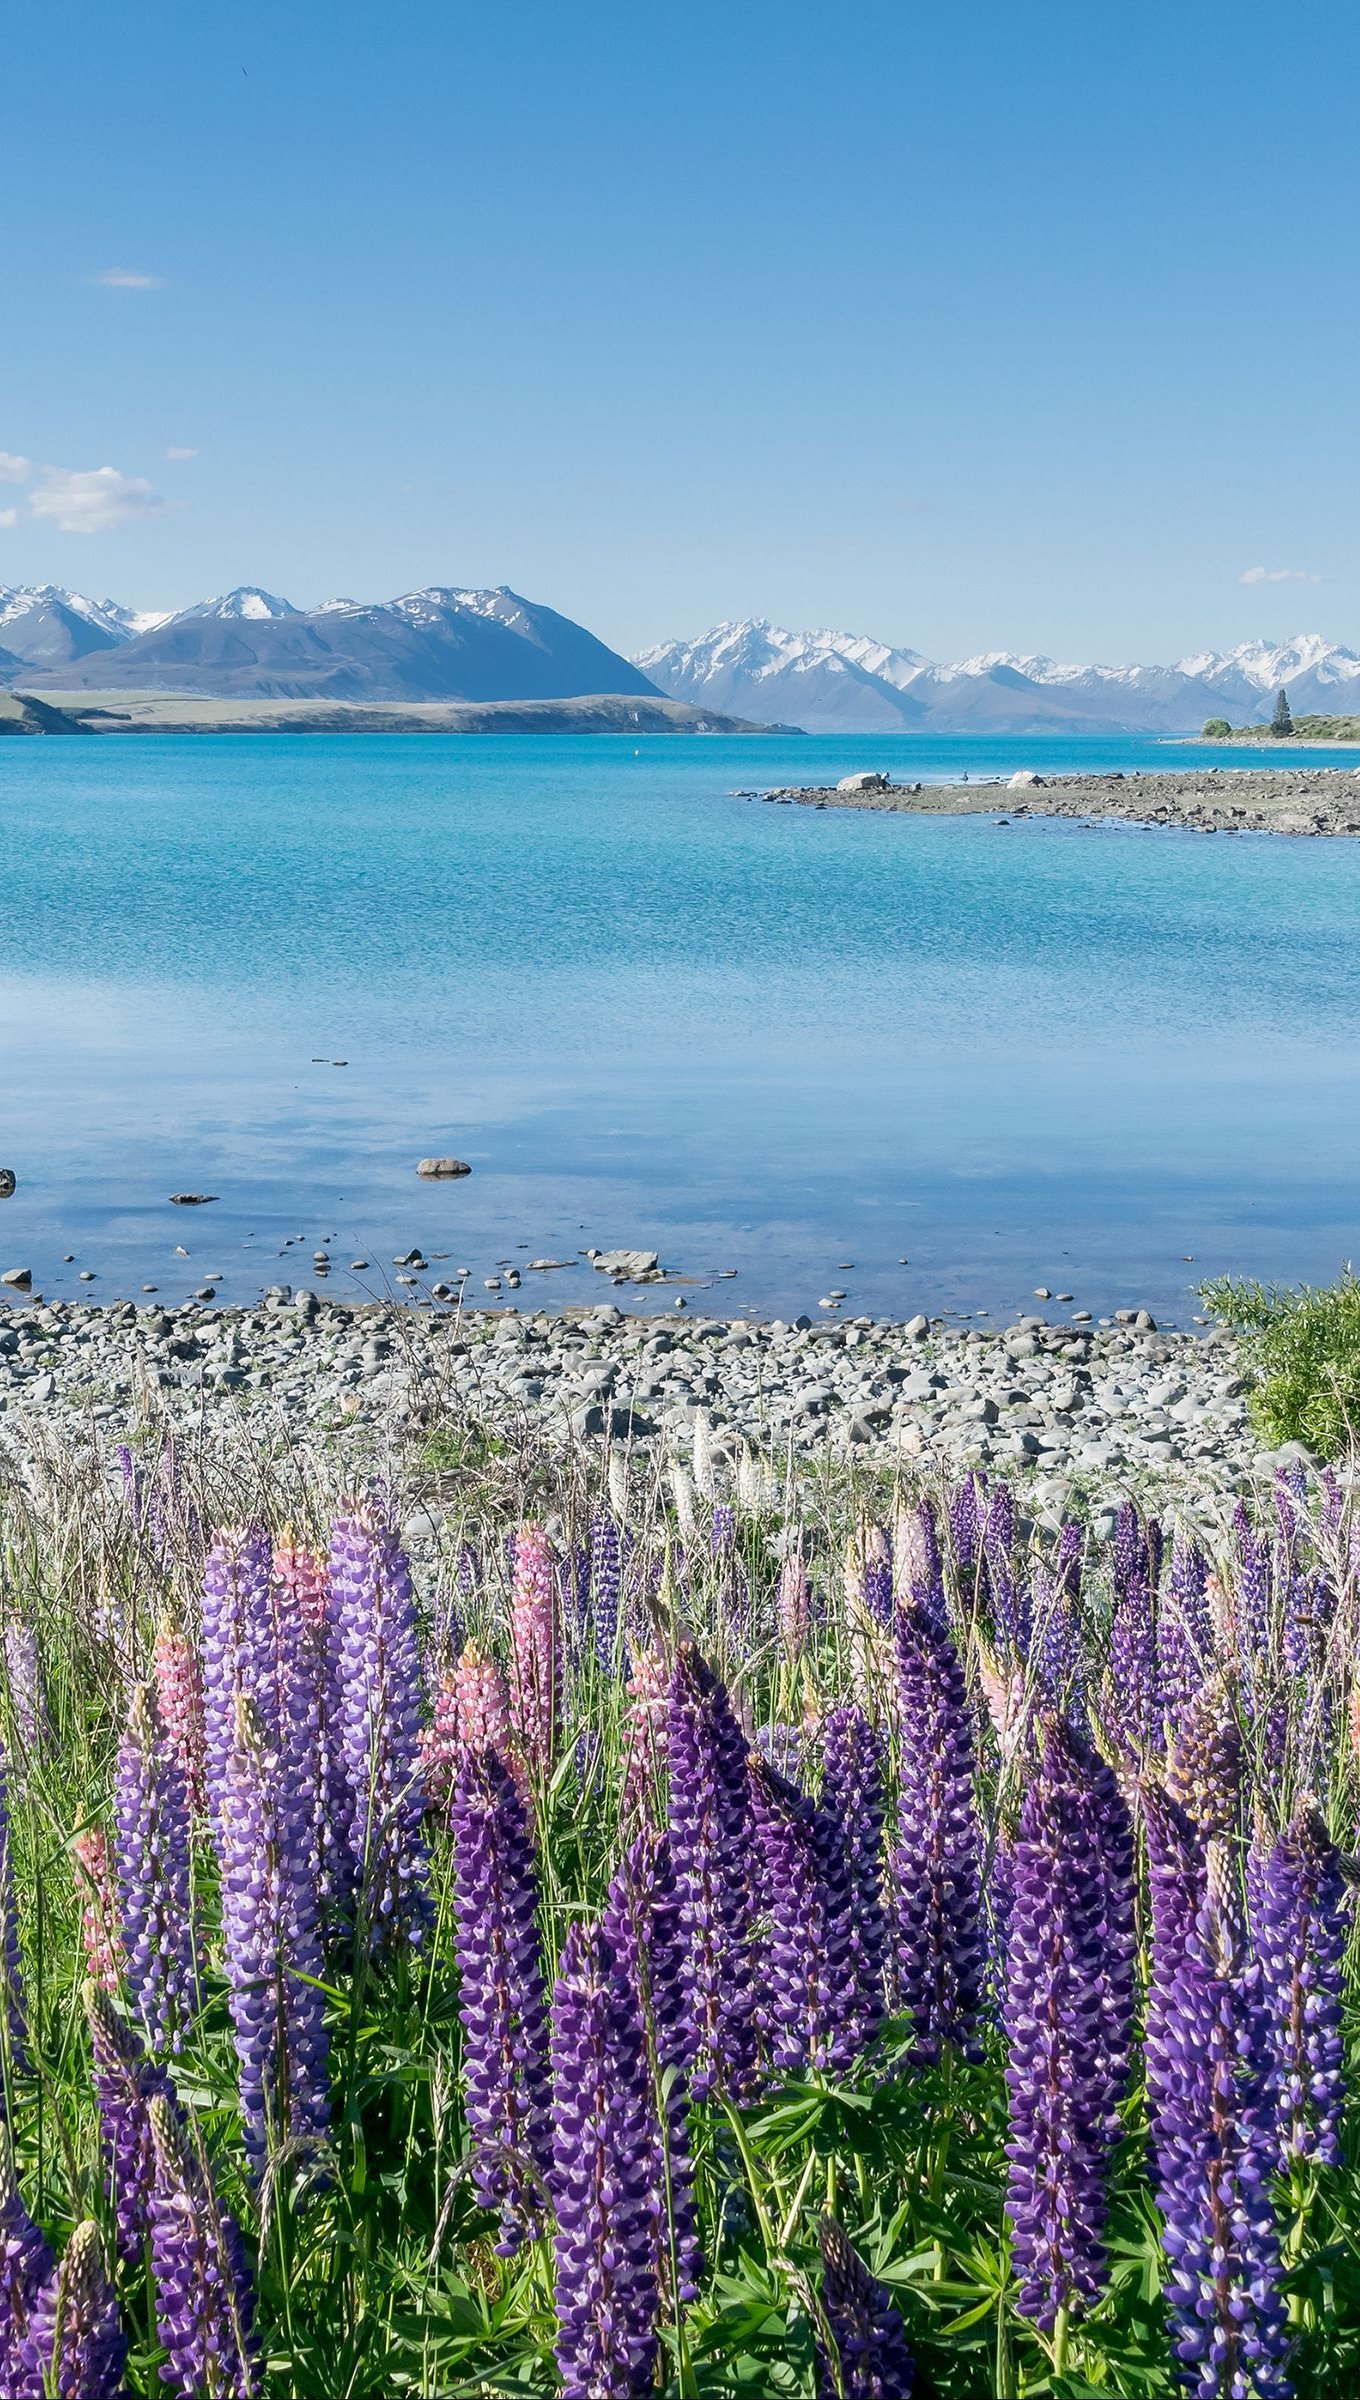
[1202,717,1231,738]
[1271,686,1294,736]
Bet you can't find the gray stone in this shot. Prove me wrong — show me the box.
[836,771,890,794]
[903,1314,929,1341]
[1,1269,31,1290]
[594,1249,660,1280]
[0,1172,14,1199]
[416,1157,471,1178]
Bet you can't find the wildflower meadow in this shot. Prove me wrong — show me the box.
[0,1427,1355,2397]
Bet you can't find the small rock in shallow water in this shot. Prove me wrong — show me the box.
[168,1193,219,1206]
[416,1157,471,1178]
[1,1268,31,1289]
[0,1172,15,1199]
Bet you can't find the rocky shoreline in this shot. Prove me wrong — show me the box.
[749,765,1360,836]
[0,1292,1298,1509]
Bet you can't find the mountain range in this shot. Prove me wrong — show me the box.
[1,583,657,705]
[635,622,1360,733]
[4,581,1359,730]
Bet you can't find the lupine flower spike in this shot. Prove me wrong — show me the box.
[113,1685,197,2056]
[73,1827,123,1995]
[815,2217,916,2399]
[890,1603,984,2059]
[329,1505,431,1950]
[749,1758,860,2072]
[508,1524,561,1778]
[448,1746,552,2251]
[1003,1729,1119,2331]
[0,2130,54,2389]
[549,1918,663,2400]
[147,2096,259,2400]
[86,1982,175,2266]
[666,1643,756,2100]
[19,2220,127,2400]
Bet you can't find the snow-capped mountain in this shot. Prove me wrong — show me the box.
[0,584,144,667]
[11,583,657,704]
[167,586,300,623]
[638,620,1360,733]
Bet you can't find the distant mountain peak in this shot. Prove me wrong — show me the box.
[170,587,300,623]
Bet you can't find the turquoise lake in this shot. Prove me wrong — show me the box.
[1,730,1359,1327]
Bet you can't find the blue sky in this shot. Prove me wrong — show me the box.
[4,0,1358,660]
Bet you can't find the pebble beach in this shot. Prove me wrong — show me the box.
[0,1289,1293,1514]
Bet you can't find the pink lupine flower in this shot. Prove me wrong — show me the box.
[619,1648,670,1822]
[153,1619,208,1819]
[73,1827,123,1995]
[508,1527,560,1778]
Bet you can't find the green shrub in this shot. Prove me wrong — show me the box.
[1202,716,1232,737]
[1198,1267,1360,1457]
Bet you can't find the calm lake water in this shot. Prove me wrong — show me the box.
[1,729,1359,1328]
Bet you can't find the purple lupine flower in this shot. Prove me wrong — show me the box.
[1003,1729,1119,2331]
[0,1750,28,2076]
[1143,1791,1290,2400]
[1085,1743,1136,2136]
[948,1474,982,1580]
[272,1543,353,1918]
[0,2133,53,2390]
[590,1513,624,1673]
[19,2221,127,2400]
[1054,1518,1082,1595]
[329,1505,431,1950]
[1233,1502,1271,1664]
[815,2217,916,2399]
[215,1694,330,2171]
[861,1524,893,1628]
[821,1704,887,2052]
[711,1503,736,1558]
[113,1686,197,2056]
[1107,1527,1161,1761]
[601,1833,701,2307]
[984,1484,1030,1661]
[1031,1562,1084,1713]
[549,1919,662,2400]
[1159,1537,1212,1722]
[749,1759,860,2074]
[1250,1808,1347,2170]
[1,1615,49,1765]
[665,1643,757,2101]
[889,1604,984,2061]
[147,2096,259,2400]
[1167,1671,1242,1843]
[269,1541,346,1920]
[448,1746,551,2252]
[86,1984,175,2266]
[200,1528,274,1824]
[986,1833,1015,2020]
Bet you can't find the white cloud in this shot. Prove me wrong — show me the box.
[0,508,17,530]
[1238,564,1321,586]
[29,464,165,534]
[0,452,31,484]
[89,267,165,289]
[164,445,198,460]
